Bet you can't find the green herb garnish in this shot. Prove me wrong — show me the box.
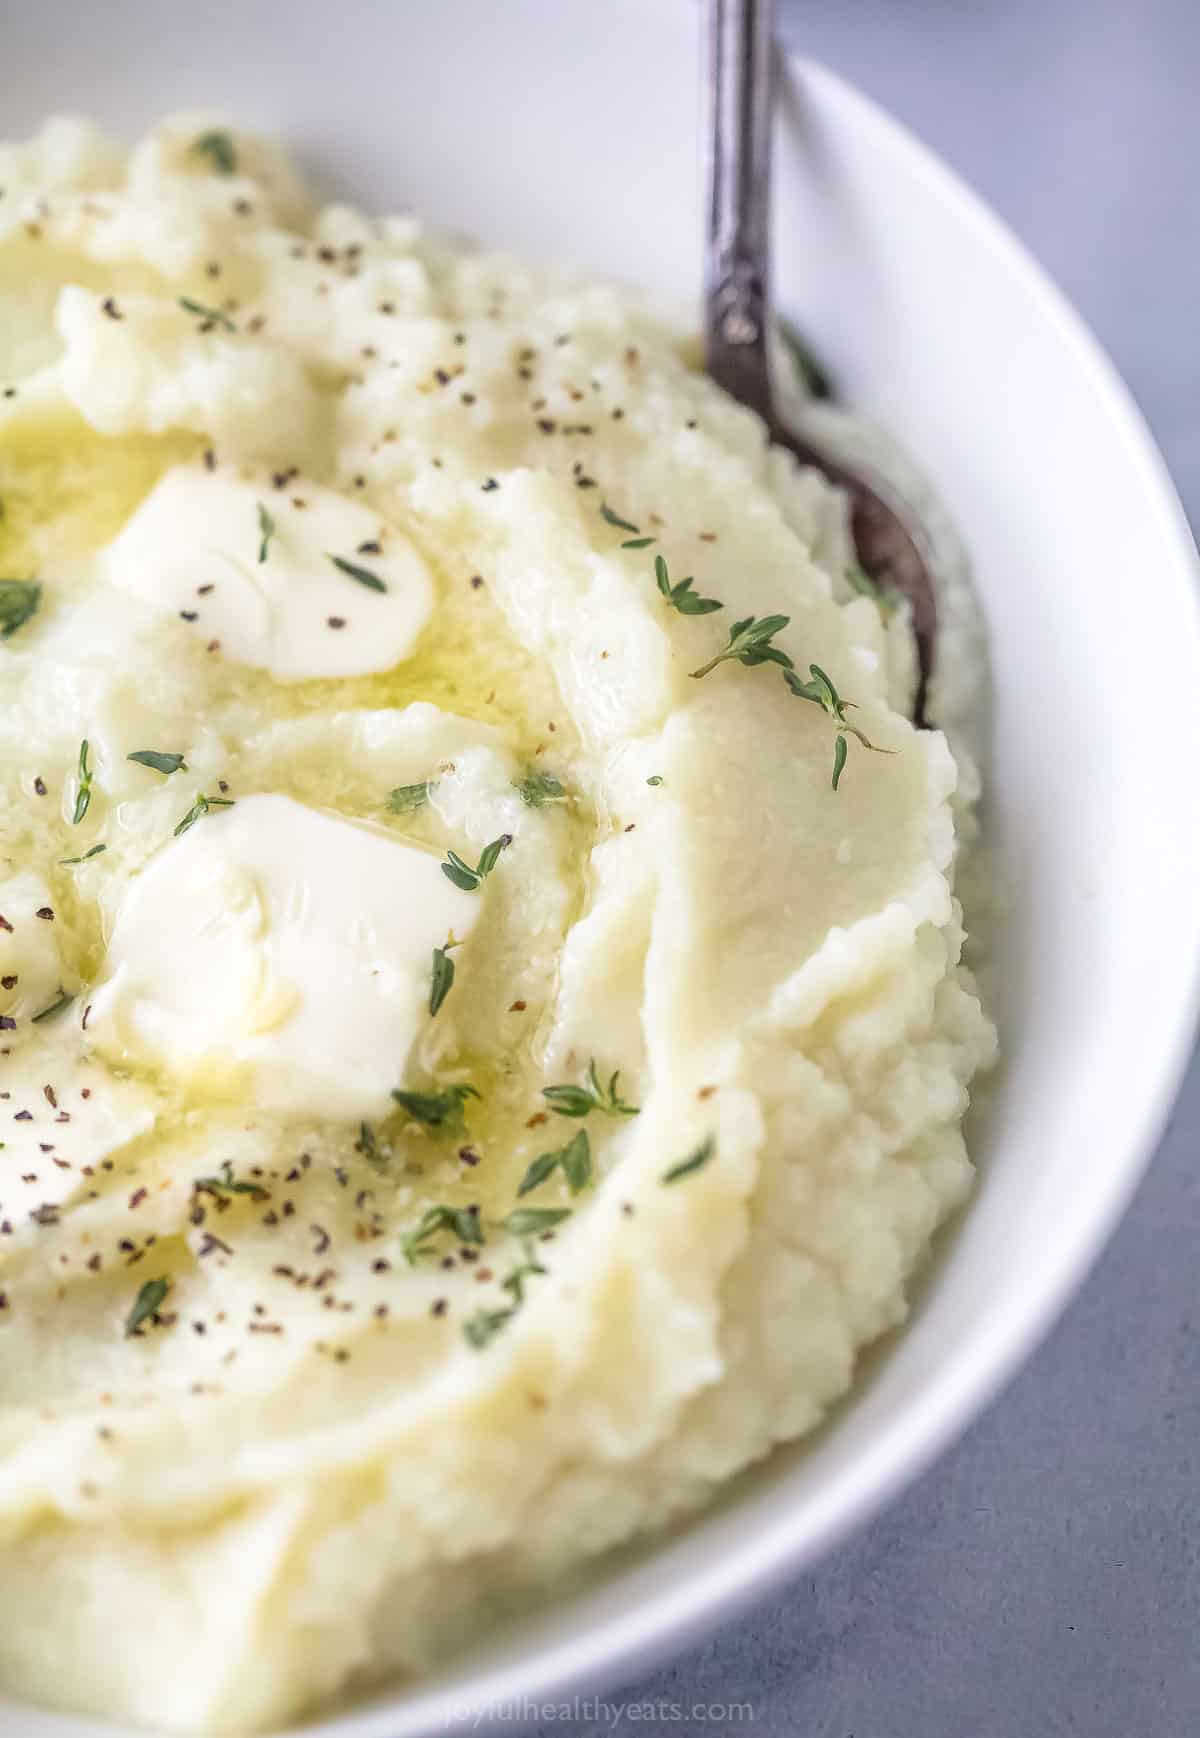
[174,793,235,837]
[462,1306,514,1349]
[517,1128,592,1198]
[779,320,832,401]
[59,843,107,865]
[515,768,566,808]
[783,663,892,790]
[178,296,237,333]
[257,502,275,564]
[845,563,900,617]
[661,1134,717,1185]
[31,990,74,1023]
[654,554,722,616]
[191,129,238,175]
[194,1160,268,1201]
[441,834,511,892]
[401,1202,484,1265]
[72,738,94,825]
[387,781,431,814]
[646,775,663,787]
[127,750,187,775]
[327,554,387,593]
[429,936,460,1016]
[542,1060,639,1120]
[355,1123,391,1170]
[501,1249,547,1305]
[689,614,792,679]
[391,1082,480,1139]
[0,579,40,640]
[125,1276,171,1337]
[599,500,655,549]
[502,1206,571,1238]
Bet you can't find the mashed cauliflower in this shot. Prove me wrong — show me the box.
[0,114,995,1735]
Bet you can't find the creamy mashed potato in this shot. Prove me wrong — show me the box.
[0,114,995,1735]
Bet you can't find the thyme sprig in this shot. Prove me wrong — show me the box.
[600,500,656,551]
[441,835,511,892]
[72,739,94,825]
[655,554,722,617]
[257,502,275,564]
[174,793,235,837]
[178,296,236,333]
[391,1082,480,1139]
[542,1059,639,1120]
[401,1203,483,1265]
[191,130,238,175]
[689,614,792,679]
[661,1135,717,1185]
[517,1128,592,1197]
[125,1276,171,1337]
[0,579,40,639]
[784,663,893,790]
[429,935,460,1015]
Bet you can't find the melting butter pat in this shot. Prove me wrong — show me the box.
[98,464,433,681]
[85,794,479,1118]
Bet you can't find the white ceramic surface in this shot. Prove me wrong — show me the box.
[3,2,1199,1734]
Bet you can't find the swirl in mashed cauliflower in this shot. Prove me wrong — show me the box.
[0,114,996,1735]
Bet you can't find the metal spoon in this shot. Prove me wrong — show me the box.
[705,0,938,720]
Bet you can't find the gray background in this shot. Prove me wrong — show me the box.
[548,1,1200,1733]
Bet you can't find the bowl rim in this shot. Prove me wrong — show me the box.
[299,48,1200,1738]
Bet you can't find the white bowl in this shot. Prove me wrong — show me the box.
[6,3,1200,1734]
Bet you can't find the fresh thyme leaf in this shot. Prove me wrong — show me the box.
[194,1160,268,1201]
[72,738,94,825]
[515,768,566,807]
[502,1206,571,1238]
[501,1250,547,1305]
[125,1275,171,1336]
[178,296,237,333]
[831,732,849,791]
[0,579,40,640]
[661,1134,717,1185]
[127,749,187,775]
[845,563,900,616]
[542,1059,639,1119]
[517,1149,562,1197]
[174,792,235,837]
[355,1122,390,1170]
[517,1128,592,1198]
[440,834,511,891]
[191,129,238,175]
[327,553,387,593]
[622,537,655,549]
[257,501,275,564]
[646,775,664,787]
[462,1306,514,1349]
[387,781,431,814]
[391,1083,481,1140]
[778,319,833,401]
[654,553,722,617]
[689,614,793,679]
[59,843,107,865]
[401,1202,484,1265]
[31,989,74,1023]
[783,662,894,790]
[600,500,641,535]
[429,939,458,1015]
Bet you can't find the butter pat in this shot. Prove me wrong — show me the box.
[85,794,479,1118]
[98,464,433,681]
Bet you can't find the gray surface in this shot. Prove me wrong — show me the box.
[541,2,1200,1733]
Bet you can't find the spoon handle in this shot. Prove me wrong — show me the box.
[705,0,777,421]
